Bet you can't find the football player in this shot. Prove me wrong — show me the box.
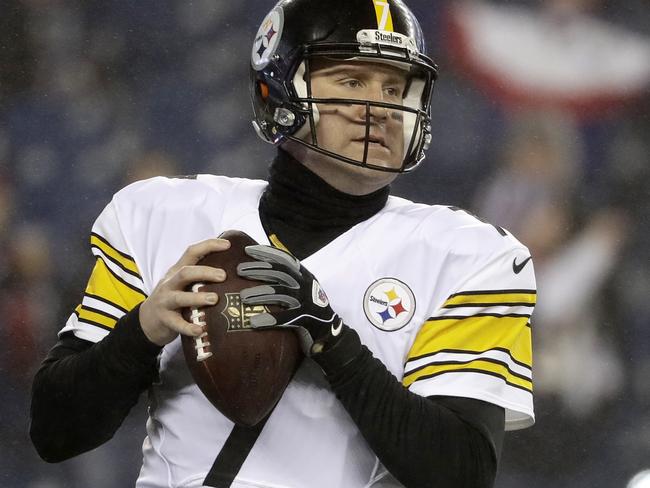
[30,1,536,487]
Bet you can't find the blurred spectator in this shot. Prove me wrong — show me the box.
[1,223,60,377]
[475,111,628,417]
[600,109,650,481]
[0,175,15,235]
[474,111,633,487]
[0,222,66,487]
[473,111,582,250]
[123,150,180,184]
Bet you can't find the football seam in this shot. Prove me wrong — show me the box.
[190,282,212,361]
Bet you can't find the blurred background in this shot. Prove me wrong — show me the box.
[1,0,649,487]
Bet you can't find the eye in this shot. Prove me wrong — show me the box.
[341,79,362,89]
[384,86,402,98]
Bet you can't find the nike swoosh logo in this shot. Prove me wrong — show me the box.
[331,319,343,337]
[512,256,532,274]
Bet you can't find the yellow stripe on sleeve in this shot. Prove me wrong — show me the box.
[407,315,532,367]
[75,304,119,329]
[90,234,140,277]
[402,358,533,392]
[77,258,146,329]
[443,291,536,307]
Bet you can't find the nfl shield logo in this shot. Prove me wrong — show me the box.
[222,293,270,331]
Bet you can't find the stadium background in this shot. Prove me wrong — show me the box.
[1,0,649,486]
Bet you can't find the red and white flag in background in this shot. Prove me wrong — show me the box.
[445,0,650,118]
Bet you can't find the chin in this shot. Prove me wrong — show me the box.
[355,154,402,172]
[347,144,402,171]
[343,158,399,185]
[365,156,401,170]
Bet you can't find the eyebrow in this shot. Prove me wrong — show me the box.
[314,64,407,85]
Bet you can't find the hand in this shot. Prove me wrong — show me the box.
[139,238,230,346]
[237,245,343,355]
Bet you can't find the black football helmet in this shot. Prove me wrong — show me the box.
[250,0,438,173]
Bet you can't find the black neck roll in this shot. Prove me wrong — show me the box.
[258,149,390,259]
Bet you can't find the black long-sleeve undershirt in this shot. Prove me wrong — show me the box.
[30,305,161,462]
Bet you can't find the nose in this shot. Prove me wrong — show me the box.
[368,102,389,123]
[357,83,389,122]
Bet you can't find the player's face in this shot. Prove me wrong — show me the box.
[309,59,406,170]
[287,59,408,195]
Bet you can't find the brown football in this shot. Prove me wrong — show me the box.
[181,230,302,426]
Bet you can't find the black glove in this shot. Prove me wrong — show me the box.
[237,245,344,356]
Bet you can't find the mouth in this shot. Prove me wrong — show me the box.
[352,135,388,149]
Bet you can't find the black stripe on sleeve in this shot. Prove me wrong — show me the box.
[96,256,147,297]
[90,232,136,261]
[426,313,532,321]
[405,347,532,372]
[404,357,532,385]
[91,245,143,280]
[442,302,535,309]
[84,292,129,314]
[73,311,114,332]
[408,367,533,394]
[79,304,121,322]
[447,289,537,299]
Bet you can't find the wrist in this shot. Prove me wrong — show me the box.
[139,299,175,346]
[311,325,363,376]
[99,304,162,376]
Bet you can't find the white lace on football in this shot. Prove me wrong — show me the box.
[190,283,212,361]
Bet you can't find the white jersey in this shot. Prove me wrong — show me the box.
[60,175,536,488]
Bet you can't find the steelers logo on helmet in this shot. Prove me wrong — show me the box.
[363,278,416,331]
[251,6,284,71]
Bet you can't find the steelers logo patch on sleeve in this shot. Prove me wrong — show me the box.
[363,278,416,331]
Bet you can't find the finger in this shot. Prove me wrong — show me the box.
[237,261,299,287]
[250,312,279,328]
[244,245,300,272]
[163,311,205,337]
[250,309,301,328]
[164,290,219,309]
[240,285,300,308]
[167,265,226,290]
[172,238,232,271]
